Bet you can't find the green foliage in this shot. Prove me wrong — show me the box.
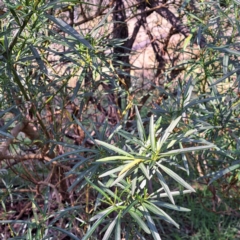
[0,0,240,239]
[92,112,212,239]
[162,190,240,240]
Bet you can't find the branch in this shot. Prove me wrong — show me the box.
[148,0,190,37]
[1,153,71,171]
[0,121,26,158]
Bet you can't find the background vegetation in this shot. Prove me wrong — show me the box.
[0,0,240,239]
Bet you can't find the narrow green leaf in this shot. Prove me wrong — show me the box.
[141,206,161,240]
[122,200,139,217]
[90,206,116,222]
[94,192,103,211]
[9,8,21,26]
[90,7,115,38]
[160,144,215,157]
[223,54,229,74]
[157,163,195,192]
[49,227,79,240]
[183,76,194,107]
[156,169,175,205]
[119,159,142,176]
[129,210,151,234]
[73,115,96,143]
[48,148,97,164]
[135,106,146,141]
[166,139,177,149]
[115,216,121,240]
[131,168,138,195]
[210,67,240,85]
[0,130,14,139]
[99,165,125,178]
[68,166,97,192]
[97,156,133,162]
[157,190,192,198]
[150,201,190,212]
[45,14,92,49]
[85,178,113,204]
[149,115,156,152]
[0,113,21,133]
[187,12,204,23]
[221,48,240,56]
[208,163,240,185]
[96,140,134,158]
[70,73,82,101]
[179,142,190,175]
[108,125,122,142]
[117,130,146,147]
[197,26,203,47]
[110,170,129,187]
[157,116,181,152]
[184,96,222,109]
[66,156,93,176]
[139,163,150,180]
[82,208,115,240]
[0,106,19,118]
[41,0,97,11]
[102,215,118,240]
[0,220,33,226]
[143,202,179,228]
[29,45,48,74]
[155,116,162,129]
[98,181,122,202]
[183,34,192,50]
